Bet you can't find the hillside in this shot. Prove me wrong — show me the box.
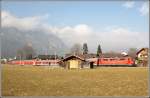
[1,27,68,58]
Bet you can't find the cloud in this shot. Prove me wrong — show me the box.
[1,10,91,48]
[49,24,92,45]
[76,26,148,52]
[122,1,149,16]
[2,11,148,52]
[139,2,149,16]
[98,27,149,52]
[49,25,148,52]
[2,10,49,31]
[123,1,135,8]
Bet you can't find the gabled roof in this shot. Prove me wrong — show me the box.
[65,53,97,59]
[136,48,148,55]
[62,55,85,61]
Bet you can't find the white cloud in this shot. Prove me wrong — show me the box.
[1,11,91,47]
[2,11,148,52]
[139,2,149,16]
[49,24,92,45]
[122,1,149,16]
[99,27,149,51]
[2,10,49,31]
[123,1,135,8]
[49,25,148,52]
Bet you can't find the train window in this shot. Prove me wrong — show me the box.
[120,58,125,60]
[110,59,115,60]
[103,59,108,61]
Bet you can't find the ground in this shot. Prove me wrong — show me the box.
[2,64,149,96]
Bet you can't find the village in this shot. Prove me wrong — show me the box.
[1,43,149,69]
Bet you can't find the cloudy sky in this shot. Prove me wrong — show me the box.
[1,1,149,53]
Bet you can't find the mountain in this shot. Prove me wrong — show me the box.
[1,27,68,58]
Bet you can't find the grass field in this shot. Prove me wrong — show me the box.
[2,64,149,96]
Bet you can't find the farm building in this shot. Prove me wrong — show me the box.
[60,55,94,69]
[136,48,149,67]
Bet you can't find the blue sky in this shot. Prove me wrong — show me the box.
[2,1,149,32]
[1,1,149,52]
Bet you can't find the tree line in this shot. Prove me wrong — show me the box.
[70,43,102,56]
[16,42,138,60]
[70,43,137,58]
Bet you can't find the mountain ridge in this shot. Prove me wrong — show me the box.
[1,27,68,58]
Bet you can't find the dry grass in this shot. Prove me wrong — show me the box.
[2,64,149,96]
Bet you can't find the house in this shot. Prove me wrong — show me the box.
[136,48,149,67]
[60,55,94,69]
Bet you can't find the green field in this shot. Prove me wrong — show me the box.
[2,64,149,96]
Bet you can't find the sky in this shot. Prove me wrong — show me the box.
[1,1,149,53]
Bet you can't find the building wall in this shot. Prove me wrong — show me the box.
[64,59,83,69]
[138,49,148,59]
[69,60,79,68]
[137,49,148,67]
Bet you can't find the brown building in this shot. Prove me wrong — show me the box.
[60,55,94,69]
[136,48,149,67]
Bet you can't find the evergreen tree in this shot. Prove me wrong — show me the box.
[97,44,102,57]
[83,43,88,54]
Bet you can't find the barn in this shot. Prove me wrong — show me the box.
[61,55,94,69]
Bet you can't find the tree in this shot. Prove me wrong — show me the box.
[16,49,24,60]
[17,43,36,60]
[83,43,88,55]
[97,44,102,57]
[70,43,82,55]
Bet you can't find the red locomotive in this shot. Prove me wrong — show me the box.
[96,57,135,66]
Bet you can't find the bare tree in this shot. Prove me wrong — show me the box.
[128,48,137,59]
[17,43,36,60]
[70,43,82,55]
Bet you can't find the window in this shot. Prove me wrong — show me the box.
[120,58,125,60]
[103,59,108,61]
[110,59,115,61]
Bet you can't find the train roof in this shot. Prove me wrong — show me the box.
[100,53,129,58]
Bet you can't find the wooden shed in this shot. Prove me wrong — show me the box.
[61,55,93,69]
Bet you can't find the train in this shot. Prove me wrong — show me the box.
[95,57,135,67]
[8,60,60,66]
[8,56,135,67]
